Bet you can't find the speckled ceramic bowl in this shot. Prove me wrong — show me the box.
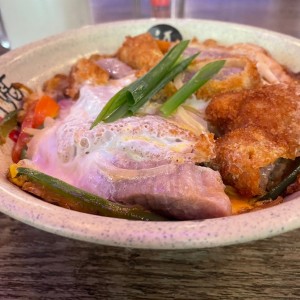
[0,19,300,249]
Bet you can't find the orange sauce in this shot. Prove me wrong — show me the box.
[225,186,255,214]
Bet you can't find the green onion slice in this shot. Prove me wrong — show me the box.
[129,53,199,114]
[160,60,226,116]
[90,40,191,128]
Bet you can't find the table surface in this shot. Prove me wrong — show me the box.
[1,1,300,299]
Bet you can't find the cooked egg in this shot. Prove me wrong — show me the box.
[26,79,215,197]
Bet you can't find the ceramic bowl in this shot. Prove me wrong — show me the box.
[0,19,300,249]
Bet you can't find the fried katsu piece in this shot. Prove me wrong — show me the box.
[116,33,163,76]
[205,89,247,135]
[42,57,110,100]
[42,74,69,101]
[193,57,261,100]
[189,38,294,84]
[213,126,291,197]
[65,58,110,99]
[206,83,300,197]
[206,84,300,155]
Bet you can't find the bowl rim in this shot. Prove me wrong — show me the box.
[1,18,300,66]
[0,18,300,249]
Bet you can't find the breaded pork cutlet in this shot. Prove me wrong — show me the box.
[65,58,110,99]
[188,39,294,84]
[117,33,163,77]
[194,57,261,100]
[213,126,292,197]
[206,83,300,156]
[206,83,300,197]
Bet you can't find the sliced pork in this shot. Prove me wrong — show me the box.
[113,163,231,220]
[18,159,231,220]
[96,58,134,79]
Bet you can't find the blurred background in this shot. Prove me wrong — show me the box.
[91,0,300,37]
[0,0,299,52]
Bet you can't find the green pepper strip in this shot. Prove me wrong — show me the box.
[16,167,167,221]
[160,60,226,116]
[259,157,300,200]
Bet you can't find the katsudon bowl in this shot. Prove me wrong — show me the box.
[0,19,300,249]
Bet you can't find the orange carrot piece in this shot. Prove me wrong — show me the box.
[33,95,59,128]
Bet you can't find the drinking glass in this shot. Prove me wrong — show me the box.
[151,0,185,18]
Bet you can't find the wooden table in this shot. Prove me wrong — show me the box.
[1,1,300,299]
[1,214,300,299]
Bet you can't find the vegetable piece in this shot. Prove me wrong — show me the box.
[10,166,167,221]
[90,40,191,128]
[91,89,132,126]
[33,94,60,128]
[104,102,131,123]
[259,157,300,200]
[0,110,19,145]
[8,129,20,143]
[11,94,59,162]
[129,53,199,114]
[105,53,199,122]
[11,102,36,163]
[160,60,226,116]
[125,40,189,105]
[106,54,199,122]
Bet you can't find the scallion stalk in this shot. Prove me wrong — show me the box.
[127,40,189,104]
[90,40,190,128]
[90,89,132,128]
[129,53,199,113]
[160,60,226,116]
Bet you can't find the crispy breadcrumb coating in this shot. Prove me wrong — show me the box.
[205,89,247,134]
[207,83,300,196]
[206,83,300,157]
[194,57,261,100]
[42,74,69,101]
[189,38,294,84]
[117,33,163,77]
[214,126,291,197]
[65,58,109,99]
